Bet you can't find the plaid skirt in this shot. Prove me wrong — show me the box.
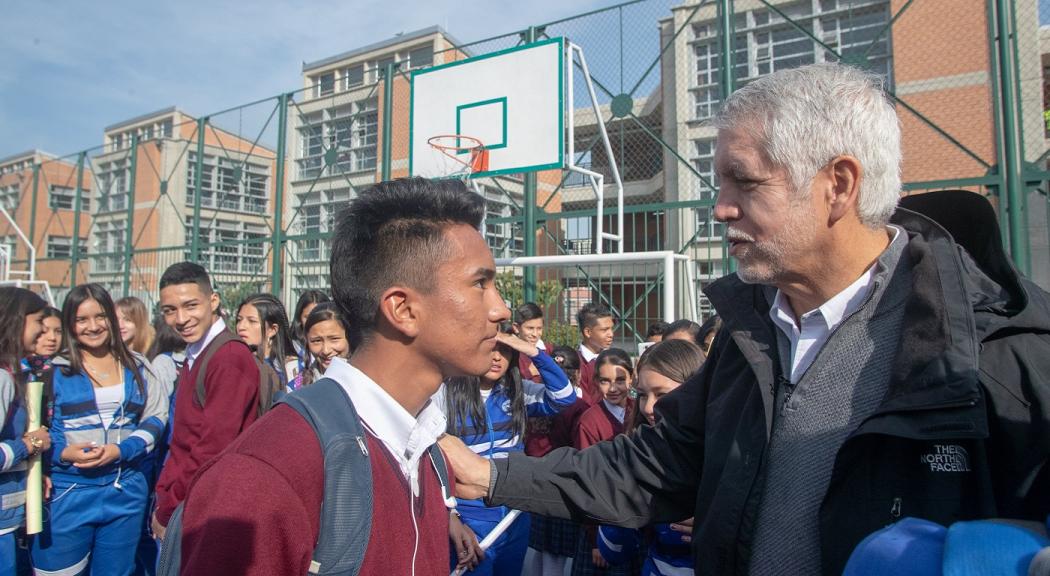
[528,513,579,557]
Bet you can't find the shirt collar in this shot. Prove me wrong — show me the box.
[602,399,626,423]
[185,319,227,369]
[770,226,901,333]
[323,358,447,484]
[579,343,600,363]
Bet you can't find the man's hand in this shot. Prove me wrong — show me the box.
[438,434,492,500]
[151,511,166,541]
[591,548,608,568]
[670,516,694,543]
[449,512,484,570]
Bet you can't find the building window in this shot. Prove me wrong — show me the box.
[724,0,890,84]
[0,184,19,212]
[316,72,335,97]
[408,45,433,69]
[91,221,125,273]
[96,158,130,213]
[186,152,270,215]
[183,218,269,275]
[49,185,90,212]
[46,236,76,259]
[295,100,377,179]
[344,65,364,88]
[691,139,718,188]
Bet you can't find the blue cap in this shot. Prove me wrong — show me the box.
[942,520,1049,576]
[843,517,947,576]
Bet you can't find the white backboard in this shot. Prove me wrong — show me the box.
[410,38,565,178]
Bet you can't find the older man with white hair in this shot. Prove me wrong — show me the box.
[439,63,1050,575]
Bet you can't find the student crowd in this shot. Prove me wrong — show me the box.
[0,256,719,576]
[0,62,1048,576]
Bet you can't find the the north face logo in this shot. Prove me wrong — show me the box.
[920,444,971,472]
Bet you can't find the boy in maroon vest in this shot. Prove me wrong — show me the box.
[576,303,614,405]
[152,262,260,537]
[174,178,511,575]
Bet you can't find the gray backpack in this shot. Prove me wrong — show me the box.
[157,377,454,576]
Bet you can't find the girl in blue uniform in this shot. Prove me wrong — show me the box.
[0,288,51,574]
[31,284,168,576]
[235,294,299,390]
[442,322,576,576]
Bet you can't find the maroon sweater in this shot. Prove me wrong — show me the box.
[573,400,628,450]
[154,334,260,525]
[577,351,600,405]
[180,405,451,575]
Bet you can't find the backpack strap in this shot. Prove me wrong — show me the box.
[428,443,457,509]
[193,330,238,409]
[279,378,372,576]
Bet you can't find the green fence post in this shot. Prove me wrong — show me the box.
[71,151,86,287]
[995,0,1028,273]
[272,93,290,296]
[191,117,207,262]
[123,135,139,295]
[523,26,540,303]
[985,0,1010,251]
[28,162,39,251]
[718,0,736,275]
[381,62,396,182]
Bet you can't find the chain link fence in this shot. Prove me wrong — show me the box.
[0,0,1043,342]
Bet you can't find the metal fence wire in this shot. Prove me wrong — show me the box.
[0,0,1045,347]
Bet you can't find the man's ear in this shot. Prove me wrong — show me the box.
[377,285,422,339]
[210,291,221,317]
[825,155,863,225]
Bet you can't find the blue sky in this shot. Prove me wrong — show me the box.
[0,0,615,161]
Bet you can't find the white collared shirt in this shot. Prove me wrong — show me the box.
[579,343,600,363]
[185,319,227,371]
[770,227,902,383]
[323,358,447,496]
[603,399,626,424]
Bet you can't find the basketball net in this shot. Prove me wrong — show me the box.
[427,135,489,179]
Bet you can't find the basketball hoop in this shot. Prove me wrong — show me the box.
[427,135,489,178]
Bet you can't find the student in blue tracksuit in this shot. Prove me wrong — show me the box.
[31,284,168,576]
[440,322,575,576]
[0,288,52,574]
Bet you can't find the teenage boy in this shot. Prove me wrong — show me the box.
[152,262,261,538]
[174,178,510,575]
[513,302,550,383]
[576,303,614,405]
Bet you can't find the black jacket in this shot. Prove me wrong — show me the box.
[489,192,1050,575]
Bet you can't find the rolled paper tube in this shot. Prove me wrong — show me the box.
[24,380,43,535]
[450,509,522,576]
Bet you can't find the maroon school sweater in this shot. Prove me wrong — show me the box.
[573,399,627,450]
[179,404,452,576]
[577,351,600,405]
[154,334,260,525]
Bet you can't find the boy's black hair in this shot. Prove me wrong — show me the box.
[646,320,669,339]
[330,177,484,348]
[159,262,213,295]
[550,345,580,372]
[576,302,612,334]
[665,319,703,345]
[514,302,543,325]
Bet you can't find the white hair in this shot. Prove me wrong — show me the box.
[713,63,902,229]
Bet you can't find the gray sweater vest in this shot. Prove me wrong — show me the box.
[748,231,910,576]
